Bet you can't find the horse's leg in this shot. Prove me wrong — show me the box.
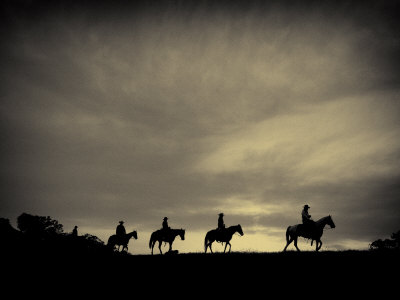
[283,237,293,252]
[158,241,163,254]
[228,242,231,253]
[283,229,294,252]
[316,240,322,251]
[294,237,301,252]
[206,241,213,253]
[169,242,172,252]
[224,242,228,253]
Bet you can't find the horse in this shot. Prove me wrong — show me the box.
[149,228,185,255]
[107,230,138,252]
[204,224,244,253]
[283,215,335,252]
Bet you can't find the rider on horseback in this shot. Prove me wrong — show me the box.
[218,213,225,230]
[162,217,170,239]
[72,225,78,237]
[116,221,126,238]
[217,213,226,241]
[302,205,316,237]
[162,217,170,230]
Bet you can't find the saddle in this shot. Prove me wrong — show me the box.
[300,223,316,239]
[160,227,171,239]
[116,233,126,241]
[216,228,227,242]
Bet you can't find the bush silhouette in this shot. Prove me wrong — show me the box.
[1,213,113,258]
[370,230,400,250]
[0,217,22,242]
[390,230,400,248]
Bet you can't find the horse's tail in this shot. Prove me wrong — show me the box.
[149,232,154,249]
[204,233,209,252]
[107,235,113,245]
[286,226,291,243]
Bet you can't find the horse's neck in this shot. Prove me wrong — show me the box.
[170,229,180,237]
[227,226,238,235]
[316,217,329,228]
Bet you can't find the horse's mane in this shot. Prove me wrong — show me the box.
[227,224,242,231]
[315,215,331,226]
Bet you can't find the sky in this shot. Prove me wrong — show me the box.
[1,0,400,254]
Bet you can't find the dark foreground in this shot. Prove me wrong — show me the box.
[2,249,398,297]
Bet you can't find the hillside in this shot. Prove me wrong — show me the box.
[2,214,398,297]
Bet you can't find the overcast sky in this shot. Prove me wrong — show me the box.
[1,0,400,253]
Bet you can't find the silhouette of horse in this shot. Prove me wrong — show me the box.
[107,230,138,252]
[149,228,185,255]
[283,215,335,252]
[204,224,244,253]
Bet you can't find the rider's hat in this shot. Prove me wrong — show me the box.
[164,217,168,220]
[304,204,310,209]
[219,213,224,216]
[119,221,124,224]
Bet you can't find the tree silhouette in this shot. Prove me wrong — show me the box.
[17,213,63,238]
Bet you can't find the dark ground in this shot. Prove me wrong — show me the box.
[2,215,397,296]
[2,250,398,297]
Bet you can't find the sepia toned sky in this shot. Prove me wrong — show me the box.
[1,0,400,253]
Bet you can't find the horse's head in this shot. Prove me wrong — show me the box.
[133,230,138,240]
[327,215,336,229]
[237,224,244,236]
[179,229,185,240]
